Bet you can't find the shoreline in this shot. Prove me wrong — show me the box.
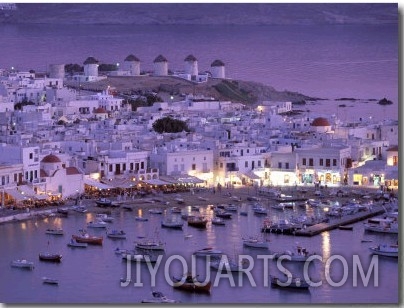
[0,185,391,226]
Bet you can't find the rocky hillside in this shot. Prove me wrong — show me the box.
[67,76,316,105]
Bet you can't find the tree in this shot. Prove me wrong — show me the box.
[152,117,190,134]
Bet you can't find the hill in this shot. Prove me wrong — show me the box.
[65,76,317,105]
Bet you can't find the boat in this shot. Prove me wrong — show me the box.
[193,247,223,257]
[95,198,112,207]
[114,247,129,255]
[239,211,248,216]
[42,277,59,285]
[191,206,200,212]
[261,219,301,234]
[242,237,268,249]
[107,230,127,239]
[96,213,114,223]
[11,259,35,270]
[175,197,185,205]
[211,217,226,226]
[122,253,159,263]
[170,207,182,214]
[161,217,184,229]
[187,216,208,229]
[172,273,211,293]
[87,219,108,228]
[364,222,398,234]
[252,204,268,215]
[270,275,310,289]
[369,243,398,258]
[148,208,163,214]
[135,216,148,222]
[338,225,353,230]
[273,245,316,262]
[247,196,260,202]
[198,196,208,201]
[56,208,69,216]
[67,239,88,248]
[72,205,87,213]
[224,204,238,212]
[135,239,165,251]
[72,232,103,245]
[141,291,180,303]
[122,205,133,211]
[210,257,247,272]
[45,228,64,235]
[215,210,232,219]
[271,203,285,211]
[39,253,62,262]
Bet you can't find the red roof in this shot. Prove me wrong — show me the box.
[41,154,61,163]
[311,117,331,126]
[386,145,398,152]
[66,167,81,175]
[94,107,107,114]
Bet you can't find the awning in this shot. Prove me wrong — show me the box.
[84,178,113,190]
[17,185,37,197]
[176,176,205,184]
[142,179,171,186]
[104,178,135,189]
[242,172,261,180]
[5,188,27,202]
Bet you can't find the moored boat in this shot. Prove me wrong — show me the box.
[122,253,159,263]
[270,275,310,289]
[193,247,223,257]
[369,243,398,258]
[67,239,88,248]
[45,228,64,235]
[211,217,226,226]
[11,259,35,270]
[95,198,112,207]
[87,219,108,228]
[42,277,59,285]
[135,239,165,251]
[187,216,208,229]
[135,216,148,221]
[172,273,211,293]
[161,217,184,229]
[141,291,180,303]
[273,245,316,262]
[242,237,268,249]
[72,232,103,245]
[107,230,127,239]
[39,252,62,262]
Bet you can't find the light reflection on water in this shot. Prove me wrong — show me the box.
[0,202,398,304]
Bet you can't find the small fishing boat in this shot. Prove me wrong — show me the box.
[67,239,88,248]
[242,237,268,249]
[187,216,208,229]
[72,232,103,245]
[135,239,165,251]
[42,277,59,285]
[95,198,112,207]
[141,291,180,303]
[273,245,316,262]
[45,228,64,235]
[148,208,163,214]
[87,219,108,228]
[135,216,148,222]
[193,247,223,257]
[211,217,226,226]
[122,253,159,263]
[161,217,184,229]
[270,275,310,289]
[96,213,114,223]
[172,273,211,293]
[11,259,35,270]
[369,243,398,258]
[338,225,353,230]
[39,253,62,262]
[239,211,248,216]
[107,230,127,239]
[215,210,232,219]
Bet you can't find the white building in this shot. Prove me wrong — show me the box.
[123,54,141,76]
[153,55,168,76]
[210,60,225,79]
[184,54,198,77]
